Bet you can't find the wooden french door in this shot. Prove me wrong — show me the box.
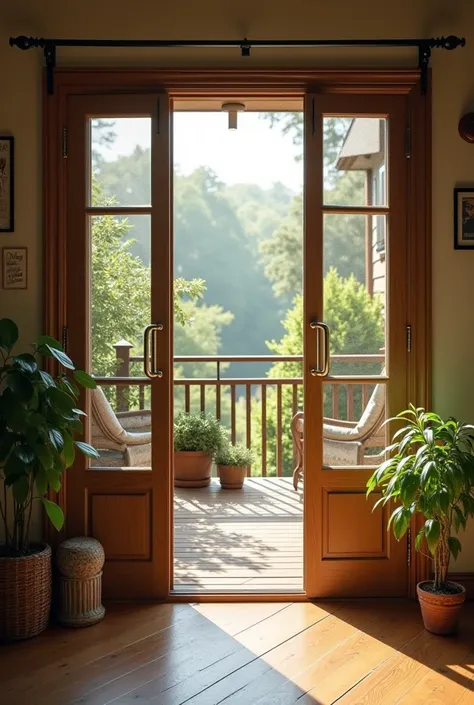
[66,94,172,599]
[303,92,409,597]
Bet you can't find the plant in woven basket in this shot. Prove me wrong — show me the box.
[0,318,99,557]
[367,405,474,634]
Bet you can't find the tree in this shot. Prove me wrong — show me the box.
[250,269,384,476]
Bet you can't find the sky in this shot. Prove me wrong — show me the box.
[96,112,303,192]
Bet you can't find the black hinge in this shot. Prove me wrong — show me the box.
[406,324,412,353]
[407,525,411,567]
[62,127,68,158]
[62,325,68,353]
[405,124,411,159]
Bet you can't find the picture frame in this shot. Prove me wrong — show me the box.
[0,136,14,232]
[2,247,27,289]
[454,188,474,250]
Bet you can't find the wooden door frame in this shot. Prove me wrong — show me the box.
[43,66,431,600]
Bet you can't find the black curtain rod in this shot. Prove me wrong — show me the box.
[9,34,465,95]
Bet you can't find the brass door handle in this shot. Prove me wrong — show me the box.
[310,321,330,377]
[144,323,164,379]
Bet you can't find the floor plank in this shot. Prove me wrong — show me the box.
[2,601,473,705]
[173,477,303,592]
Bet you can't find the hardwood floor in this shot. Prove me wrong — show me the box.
[174,477,303,592]
[2,601,473,704]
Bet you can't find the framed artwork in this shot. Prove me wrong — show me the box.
[0,136,14,232]
[454,188,474,250]
[2,247,27,289]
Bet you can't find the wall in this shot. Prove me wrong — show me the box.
[1,0,474,569]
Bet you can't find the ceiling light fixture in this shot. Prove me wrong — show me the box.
[221,102,246,130]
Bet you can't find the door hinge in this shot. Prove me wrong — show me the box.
[62,325,68,353]
[406,324,412,353]
[407,525,411,567]
[405,124,411,159]
[62,127,68,158]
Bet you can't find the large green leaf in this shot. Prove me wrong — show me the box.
[48,427,64,452]
[425,519,440,554]
[62,432,75,468]
[45,465,61,492]
[36,335,62,351]
[45,387,75,414]
[35,467,48,497]
[42,498,64,531]
[74,370,97,389]
[5,370,34,402]
[448,536,462,560]
[36,443,53,470]
[45,345,75,370]
[13,444,35,464]
[75,441,100,459]
[13,353,37,374]
[0,318,19,353]
[38,370,55,388]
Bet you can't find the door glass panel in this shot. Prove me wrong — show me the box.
[323,213,387,375]
[89,117,151,207]
[322,382,387,467]
[89,213,152,470]
[323,117,387,206]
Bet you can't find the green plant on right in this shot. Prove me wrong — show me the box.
[215,442,255,468]
[173,412,227,455]
[367,405,474,592]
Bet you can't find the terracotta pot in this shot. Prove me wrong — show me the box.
[174,451,213,488]
[0,543,52,641]
[217,465,248,489]
[417,580,466,635]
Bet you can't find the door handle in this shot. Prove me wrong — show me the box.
[310,321,330,377]
[143,323,164,379]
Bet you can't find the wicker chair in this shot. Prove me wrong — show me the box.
[291,382,386,489]
[91,387,152,467]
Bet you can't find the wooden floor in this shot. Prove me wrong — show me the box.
[2,600,473,705]
[173,477,303,592]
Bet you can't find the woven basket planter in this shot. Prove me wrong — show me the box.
[0,543,52,641]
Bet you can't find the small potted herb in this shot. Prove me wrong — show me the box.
[174,412,227,488]
[367,405,474,635]
[215,442,255,489]
[0,318,98,641]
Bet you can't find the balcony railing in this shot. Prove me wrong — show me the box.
[94,343,385,477]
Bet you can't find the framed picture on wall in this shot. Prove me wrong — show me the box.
[454,188,474,249]
[2,247,27,289]
[0,136,14,232]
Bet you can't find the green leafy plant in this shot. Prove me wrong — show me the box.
[367,405,474,591]
[0,318,99,556]
[174,412,227,455]
[215,442,255,467]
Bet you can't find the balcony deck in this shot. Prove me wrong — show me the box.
[173,477,303,593]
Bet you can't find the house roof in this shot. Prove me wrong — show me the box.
[336,118,384,171]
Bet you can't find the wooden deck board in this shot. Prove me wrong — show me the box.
[173,477,303,593]
[2,601,473,705]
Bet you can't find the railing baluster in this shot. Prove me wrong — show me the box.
[246,384,251,477]
[200,384,206,412]
[231,385,236,443]
[347,384,354,420]
[363,383,369,410]
[277,384,283,477]
[139,386,145,410]
[216,384,221,421]
[185,385,191,413]
[292,383,298,470]
[333,384,339,419]
[261,385,267,477]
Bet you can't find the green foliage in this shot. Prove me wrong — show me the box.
[367,406,474,591]
[0,319,98,556]
[174,412,228,454]
[215,442,255,467]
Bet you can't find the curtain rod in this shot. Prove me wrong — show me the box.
[9,34,465,95]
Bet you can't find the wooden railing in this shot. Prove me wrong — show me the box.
[94,344,384,477]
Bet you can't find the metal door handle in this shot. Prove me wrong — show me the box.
[144,323,164,379]
[310,321,330,377]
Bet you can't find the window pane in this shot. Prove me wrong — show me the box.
[89,117,151,207]
[323,117,387,207]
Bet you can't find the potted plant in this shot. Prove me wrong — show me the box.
[215,442,255,489]
[0,318,98,641]
[367,405,474,635]
[174,412,227,488]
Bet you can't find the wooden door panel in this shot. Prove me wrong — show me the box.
[89,491,152,559]
[324,491,385,557]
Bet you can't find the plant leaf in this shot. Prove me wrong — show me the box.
[36,335,63,351]
[48,427,64,452]
[75,441,99,459]
[0,318,19,352]
[35,467,48,496]
[44,345,75,370]
[62,432,75,468]
[6,370,34,402]
[448,536,462,560]
[74,370,97,389]
[42,498,64,531]
[12,475,30,505]
[425,519,441,554]
[38,370,55,387]
[13,444,35,464]
[13,353,37,374]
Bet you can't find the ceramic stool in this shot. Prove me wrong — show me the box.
[56,537,105,627]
